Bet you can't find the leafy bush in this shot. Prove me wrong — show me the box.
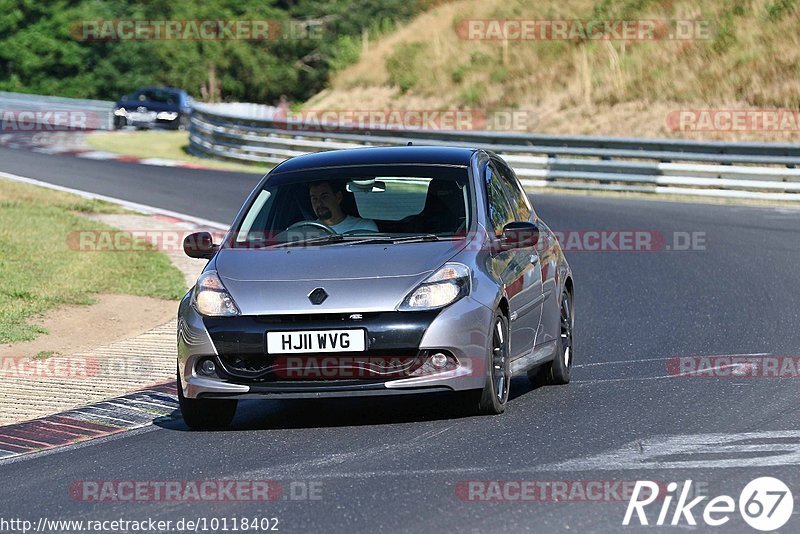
[0,0,429,103]
[386,42,426,92]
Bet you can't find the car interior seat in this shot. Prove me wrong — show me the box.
[339,187,361,218]
[416,180,465,234]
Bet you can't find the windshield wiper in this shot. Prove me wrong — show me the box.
[389,234,442,243]
[270,233,452,248]
[271,234,345,248]
[343,234,444,245]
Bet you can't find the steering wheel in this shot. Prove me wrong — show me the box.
[285,220,337,236]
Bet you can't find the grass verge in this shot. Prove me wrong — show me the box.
[86,130,268,174]
[309,0,800,142]
[0,178,187,343]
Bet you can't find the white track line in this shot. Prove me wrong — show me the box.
[0,170,228,230]
[574,353,772,368]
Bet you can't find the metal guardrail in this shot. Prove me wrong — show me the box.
[188,104,800,202]
[1,90,798,201]
[0,91,115,130]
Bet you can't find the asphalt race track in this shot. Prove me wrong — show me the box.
[1,144,799,532]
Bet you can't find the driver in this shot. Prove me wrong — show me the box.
[309,181,378,234]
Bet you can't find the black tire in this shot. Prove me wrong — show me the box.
[527,289,573,385]
[178,114,190,131]
[177,369,237,430]
[461,311,511,415]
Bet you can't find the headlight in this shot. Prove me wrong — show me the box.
[192,271,240,317]
[113,108,127,116]
[156,111,178,120]
[399,263,470,311]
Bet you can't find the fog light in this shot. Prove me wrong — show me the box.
[430,352,448,368]
[409,350,458,377]
[199,359,216,376]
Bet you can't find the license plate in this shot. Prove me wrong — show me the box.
[128,112,156,122]
[266,329,366,354]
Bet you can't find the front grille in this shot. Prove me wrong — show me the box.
[216,349,425,383]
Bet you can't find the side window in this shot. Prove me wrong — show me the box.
[486,163,516,235]
[494,159,531,221]
[236,189,273,242]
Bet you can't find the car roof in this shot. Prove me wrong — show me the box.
[270,146,478,174]
[129,87,185,95]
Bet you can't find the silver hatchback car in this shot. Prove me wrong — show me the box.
[177,146,573,429]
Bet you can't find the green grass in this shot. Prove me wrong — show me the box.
[86,130,269,174]
[315,0,800,140]
[385,41,426,92]
[0,179,187,343]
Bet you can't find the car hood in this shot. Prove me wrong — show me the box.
[214,240,467,315]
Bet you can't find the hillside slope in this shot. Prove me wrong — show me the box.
[305,0,800,141]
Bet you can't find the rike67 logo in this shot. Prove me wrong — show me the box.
[623,477,793,531]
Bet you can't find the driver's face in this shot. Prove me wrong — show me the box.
[309,183,343,223]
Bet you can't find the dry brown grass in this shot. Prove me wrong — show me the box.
[307,0,800,141]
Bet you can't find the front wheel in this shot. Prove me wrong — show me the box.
[462,311,510,415]
[177,369,237,430]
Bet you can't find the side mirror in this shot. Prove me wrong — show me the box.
[183,232,217,259]
[498,222,539,251]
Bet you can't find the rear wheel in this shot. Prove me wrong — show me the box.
[528,289,573,385]
[177,369,237,430]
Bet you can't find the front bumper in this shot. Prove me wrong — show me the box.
[177,293,493,399]
[115,110,183,129]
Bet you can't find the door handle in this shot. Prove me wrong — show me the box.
[530,254,539,265]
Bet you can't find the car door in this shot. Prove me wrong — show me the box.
[530,218,560,348]
[485,161,540,358]
[493,158,545,354]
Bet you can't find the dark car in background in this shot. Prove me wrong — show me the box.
[113,87,193,130]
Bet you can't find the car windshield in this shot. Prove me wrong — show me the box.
[232,165,471,247]
[132,89,178,104]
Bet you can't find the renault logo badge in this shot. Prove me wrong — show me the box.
[308,287,328,305]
